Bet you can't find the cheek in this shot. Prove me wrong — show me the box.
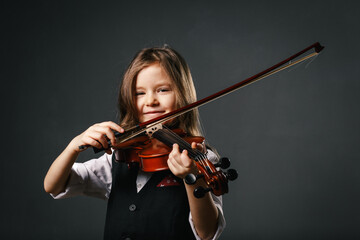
[168,94,177,110]
[136,99,143,114]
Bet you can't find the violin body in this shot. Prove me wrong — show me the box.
[141,136,205,172]
[117,129,204,172]
[115,127,237,197]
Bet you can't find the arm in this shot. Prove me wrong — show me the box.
[43,141,80,195]
[168,143,219,240]
[44,121,124,195]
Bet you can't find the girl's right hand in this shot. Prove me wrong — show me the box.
[69,121,124,154]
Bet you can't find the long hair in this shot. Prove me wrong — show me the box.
[118,46,202,136]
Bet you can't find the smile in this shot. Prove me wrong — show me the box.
[144,111,166,115]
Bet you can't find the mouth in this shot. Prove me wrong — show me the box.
[142,111,166,120]
[144,111,166,115]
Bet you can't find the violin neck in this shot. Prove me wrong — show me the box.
[152,129,204,161]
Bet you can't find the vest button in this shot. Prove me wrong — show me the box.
[129,204,136,212]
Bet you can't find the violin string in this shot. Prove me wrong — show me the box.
[156,129,197,158]
[152,129,189,152]
[152,127,214,174]
[156,127,206,160]
[162,127,206,159]
[159,128,214,174]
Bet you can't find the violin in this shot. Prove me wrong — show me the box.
[113,125,238,198]
[80,42,324,198]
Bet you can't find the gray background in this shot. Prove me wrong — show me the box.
[2,0,360,239]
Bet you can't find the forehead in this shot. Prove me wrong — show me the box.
[136,63,173,87]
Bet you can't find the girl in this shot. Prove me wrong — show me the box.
[44,46,225,240]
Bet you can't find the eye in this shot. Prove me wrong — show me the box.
[158,87,171,93]
[135,91,145,96]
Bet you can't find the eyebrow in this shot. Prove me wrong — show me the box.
[136,82,173,89]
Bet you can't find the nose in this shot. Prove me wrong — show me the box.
[145,92,159,106]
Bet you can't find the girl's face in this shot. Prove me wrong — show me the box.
[135,63,177,123]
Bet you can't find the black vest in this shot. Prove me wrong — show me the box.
[103,153,196,240]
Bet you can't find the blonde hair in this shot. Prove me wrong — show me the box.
[118,46,202,136]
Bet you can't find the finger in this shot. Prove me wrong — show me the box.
[86,131,109,149]
[170,144,183,166]
[168,154,188,177]
[89,126,116,146]
[91,122,124,146]
[168,149,181,168]
[167,157,178,175]
[82,136,103,149]
[99,126,118,146]
[191,142,204,152]
[172,143,180,154]
[99,121,124,133]
[168,151,196,178]
[199,142,206,153]
[180,150,194,168]
[171,148,192,169]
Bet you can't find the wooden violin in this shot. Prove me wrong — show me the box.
[111,125,238,198]
[80,42,324,197]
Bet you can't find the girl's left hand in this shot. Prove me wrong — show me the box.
[167,142,201,179]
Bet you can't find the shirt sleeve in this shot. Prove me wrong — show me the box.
[188,150,226,240]
[51,152,113,200]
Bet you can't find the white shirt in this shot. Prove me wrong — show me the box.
[51,150,225,240]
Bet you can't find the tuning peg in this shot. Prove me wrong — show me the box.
[214,157,231,169]
[225,169,238,181]
[185,173,204,185]
[194,186,212,198]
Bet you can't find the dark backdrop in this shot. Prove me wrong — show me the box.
[2,0,359,239]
